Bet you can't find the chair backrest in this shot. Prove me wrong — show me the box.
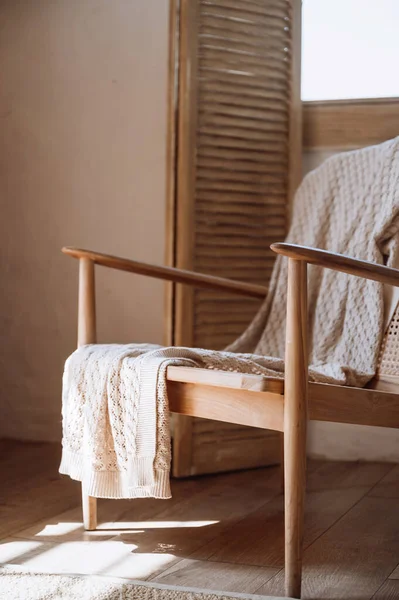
[373,300,399,391]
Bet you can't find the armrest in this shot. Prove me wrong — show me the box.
[271,243,399,288]
[62,247,268,299]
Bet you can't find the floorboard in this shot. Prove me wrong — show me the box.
[373,580,399,599]
[368,465,399,499]
[151,558,279,593]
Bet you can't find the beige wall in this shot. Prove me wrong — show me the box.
[0,0,169,441]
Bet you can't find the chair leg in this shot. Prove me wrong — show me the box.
[82,488,97,531]
[77,258,98,532]
[280,432,285,493]
[284,259,308,599]
[284,424,307,597]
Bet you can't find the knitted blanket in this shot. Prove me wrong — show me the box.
[60,137,399,499]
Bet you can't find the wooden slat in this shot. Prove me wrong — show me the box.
[167,365,283,393]
[199,14,291,46]
[196,178,286,194]
[198,69,290,95]
[196,220,283,235]
[193,317,259,330]
[199,70,290,96]
[192,272,272,284]
[199,46,291,78]
[196,167,286,184]
[194,264,275,277]
[199,102,288,124]
[196,191,287,206]
[200,2,293,25]
[310,382,399,429]
[196,204,286,222]
[201,0,292,21]
[196,157,287,174]
[195,290,261,301]
[303,98,399,150]
[200,36,291,57]
[198,134,288,154]
[167,381,285,432]
[196,223,285,235]
[194,306,260,320]
[196,241,280,251]
[199,35,291,65]
[198,124,288,143]
[196,221,285,237]
[195,300,259,311]
[200,78,290,103]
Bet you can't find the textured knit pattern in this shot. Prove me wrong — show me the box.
[60,137,399,499]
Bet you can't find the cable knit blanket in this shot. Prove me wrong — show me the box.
[60,137,399,499]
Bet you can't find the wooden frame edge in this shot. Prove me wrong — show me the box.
[171,0,200,477]
[163,0,180,347]
[303,97,399,151]
[288,0,303,211]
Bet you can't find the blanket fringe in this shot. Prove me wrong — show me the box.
[59,449,171,500]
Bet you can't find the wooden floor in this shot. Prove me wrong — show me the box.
[1,440,399,599]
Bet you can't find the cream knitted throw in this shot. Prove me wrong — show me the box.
[60,137,399,499]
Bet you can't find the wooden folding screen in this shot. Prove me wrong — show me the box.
[166,0,302,477]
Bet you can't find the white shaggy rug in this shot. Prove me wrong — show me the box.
[0,567,287,600]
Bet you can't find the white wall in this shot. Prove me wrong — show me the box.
[304,149,399,462]
[0,0,169,441]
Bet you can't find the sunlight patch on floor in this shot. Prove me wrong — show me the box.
[0,540,42,563]
[0,538,180,580]
[30,522,84,537]
[98,520,220,530]
[29,519,219,538]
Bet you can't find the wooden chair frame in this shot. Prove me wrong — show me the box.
[63,243,399,599]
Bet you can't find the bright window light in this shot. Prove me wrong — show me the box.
[302,0,399,100]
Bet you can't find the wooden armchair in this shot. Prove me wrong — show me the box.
[63,243,399,599]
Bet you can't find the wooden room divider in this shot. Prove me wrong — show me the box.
[165,0,302,477]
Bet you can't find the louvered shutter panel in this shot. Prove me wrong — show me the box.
[167,0,302,476]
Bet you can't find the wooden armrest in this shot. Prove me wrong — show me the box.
[62,247,268,299]
[271,242,399,288]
